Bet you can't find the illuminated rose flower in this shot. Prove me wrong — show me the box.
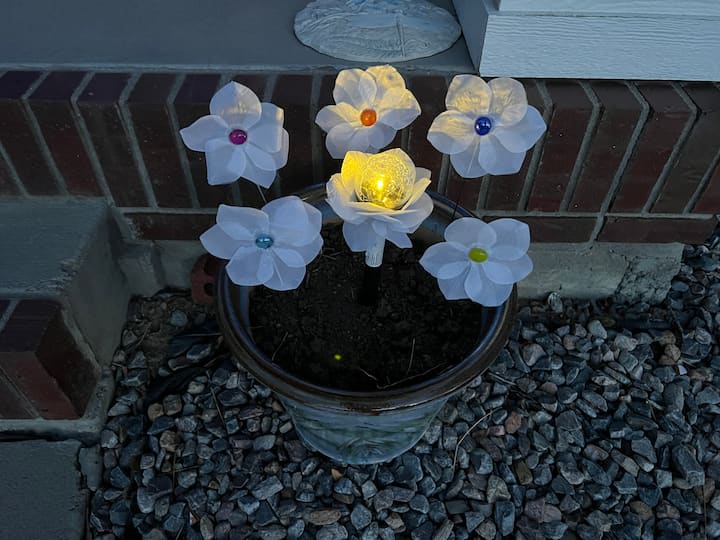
[427,75,546,178]
[326,149,433,253]
[420,217,532,306]
[316,65,421,159]
[200,196,322,291]
[180,82,289,188]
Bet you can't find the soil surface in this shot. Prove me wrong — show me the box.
[249,224,487,391]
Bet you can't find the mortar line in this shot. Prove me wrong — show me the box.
[560,81,601,211]
[642,82,698,213]
[167,74,200,209]
[119,73,159,208]
[517,80,552,211]
[70,72,116,205]
[21,72,69,196]
[0,299,19,335]
[0,140,29,197]
[120,207,217,214]
[589,81,650,242]
[466,209,716,219]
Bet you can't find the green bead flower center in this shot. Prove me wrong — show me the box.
[468,247,489,263]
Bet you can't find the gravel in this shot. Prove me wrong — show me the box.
[89,233,720,539]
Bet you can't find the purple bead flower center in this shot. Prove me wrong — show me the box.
[228,129,248,145]
[474,116,492,136]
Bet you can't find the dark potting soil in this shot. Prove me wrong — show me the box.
[249,224,487,392]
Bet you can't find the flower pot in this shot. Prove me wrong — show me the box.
[216,186,517,464]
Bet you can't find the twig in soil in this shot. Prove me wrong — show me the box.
[405,338,416,377]
[206,373,228,431]
[452,408,499,470]
[271,333,288,362]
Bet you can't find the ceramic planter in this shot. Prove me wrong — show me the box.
[216,186,517,464]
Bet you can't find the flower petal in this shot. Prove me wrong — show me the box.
[264,256,306,291]
[488,218,530,260]
[427,111,475,155]
[492,105,546,153]
[316,102,360,132]
[326,173,362,223]
[444,217,497,248]
[465,265,513,306]
[376,87,421,129]
[483,254,533,284]
[245,143,278,171]
[366,65,406,101]
[342,221,376,252]
[446,75,491,115]
[478,137,526,176]
[327,123,359,159]
[420,242,468,279]
[292,235,323,265]
[250,118,283,154]
[199,224,243,260]
[385,228,412,248]
[216,205,268,240]
[272,246,306,268]
[367,122,396,150]
[205,139,246,185]
[210,82,262,128]
[265,195,322,246]
[334,69,377,109]
[437,268,471,300]
[489,77,527,126]
[241,159,276,188]
[450,139,487,179]
[180,115,228,151]
[226,248,274,286]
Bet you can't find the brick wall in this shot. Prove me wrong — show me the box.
[0,70,718,244]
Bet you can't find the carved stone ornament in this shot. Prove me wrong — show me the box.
[294,0,462,62]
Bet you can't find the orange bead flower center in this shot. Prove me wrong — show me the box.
[360,108,377,127]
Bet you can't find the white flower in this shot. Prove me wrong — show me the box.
[180,82,289,188]
[420,217,533,306]
[327,149,433,252]
[427,75,546,178]
[200,196,322,291]
[316,65,421,159]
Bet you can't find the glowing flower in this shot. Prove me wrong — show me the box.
[180,82,289,188]
[326,149,433,252]
[420,217,532,306]
[427,75,546,178]
[316,65,421,159]
[200,196,322,291]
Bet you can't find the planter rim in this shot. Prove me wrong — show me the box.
[217,186,518,413]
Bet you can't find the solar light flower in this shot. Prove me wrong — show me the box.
[427,75,546,178]
[180,82,289,188]
[316,65,421,159]
[419,218,533,306]
[200,197,323,291]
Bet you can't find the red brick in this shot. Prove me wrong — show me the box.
[191,254,221,305]
[599,217,717,243]
[611,83,693,212]
[78,73,147,206]
[125,212,215,240]
[444,177,482,214]
[272,74,314,196]
[128,74,191,208]
[694,163,720,214]
[651,84,720,213]
[0,375,36,419]
[511,216,597,243]
[28,71,102,196]
[407,75,448,192]
[0,71,59,195]
[174,74,232,208]
[569,82,644,212]
[482,81,547,211]
[527,81,594,212]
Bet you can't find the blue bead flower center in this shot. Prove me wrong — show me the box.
[474,116,493,136]
[255,235,274,249]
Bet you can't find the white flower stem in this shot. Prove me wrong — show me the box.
[256,184,267,204]
[365,237,385,268]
